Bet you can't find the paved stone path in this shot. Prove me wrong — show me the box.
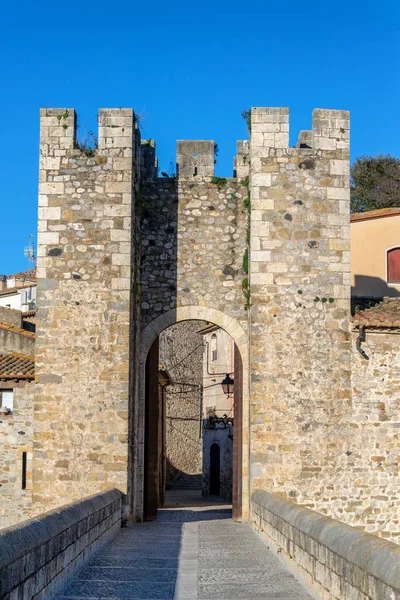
[56,493,310,600]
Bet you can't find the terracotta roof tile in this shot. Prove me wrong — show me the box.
[354,298,400,327]
[0,352,34,380]
[0,322,35,338]
[6,268,36,281]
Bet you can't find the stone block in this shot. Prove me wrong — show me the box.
[111,278,130,289]
[273,132,289,148]
[251,273,274,285]
[326,187,350,200]
[113,158,133,171]
[104,204,131,217]
[251,173,272,187]
[110,229,131,242]
[105,181,132,194]
[40,182,65,195]
[251,221,269,237]
[112,254,131,266]
[38,231,60,245]
[40,157,61,170]
[38,207,62,221]
[251,251,271,262]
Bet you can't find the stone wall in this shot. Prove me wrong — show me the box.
[252,491,400,600]
[33,108,140,516]
[159,321,204,485]
[0,383,34,529]
[347,329,400,541]
[140,176,247,331]
[248,108,352,516]
[0,326,34,354]
[0,306,22,327]
[0,489,121,600]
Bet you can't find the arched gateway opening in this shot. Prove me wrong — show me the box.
[140,315,245,523]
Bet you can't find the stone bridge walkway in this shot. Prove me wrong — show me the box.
[55,493,310,600]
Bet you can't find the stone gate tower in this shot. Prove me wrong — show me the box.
[32,106,352,526]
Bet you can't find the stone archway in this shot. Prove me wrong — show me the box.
[134,306,249,523]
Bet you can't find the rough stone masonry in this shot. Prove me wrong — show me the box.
[1,105,398,543]
[248,108,352,516]
[34,109,140,517]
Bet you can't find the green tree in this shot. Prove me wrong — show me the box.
[351,154,400,213]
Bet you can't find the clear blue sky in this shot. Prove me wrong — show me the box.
[1,0,399,274]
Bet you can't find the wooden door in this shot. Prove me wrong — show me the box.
[144,338,160,520]
[232,343,243,521]
[388,248,400,283]
[210,443,221,495]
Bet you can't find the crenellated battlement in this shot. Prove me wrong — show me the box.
[176,140,215,178]
[140,139,158,180]
[233,140,249,178]
[137,107,350,182]
[250,107,349,154]
[39,106,349,183]
[39,108,141,165]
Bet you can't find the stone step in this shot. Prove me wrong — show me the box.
[171,474,202,490]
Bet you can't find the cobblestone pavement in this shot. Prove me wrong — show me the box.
[55,492,310,600]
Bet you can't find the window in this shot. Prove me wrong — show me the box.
[387,248,400,283]
[0,390,13,411]
[211,334,217,362]
[22,452,27,490]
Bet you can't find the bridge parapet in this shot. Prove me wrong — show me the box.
[0,489,122,600]
[252,491,400,600]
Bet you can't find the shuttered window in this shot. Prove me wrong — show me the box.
[387,248,400,283]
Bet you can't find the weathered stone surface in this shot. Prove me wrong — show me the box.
[249,107,353,528]
[159,321,204,484]
[0,384,34,528]
[0,325,34,354]
[140,178,247,329]
[0,488,122,600]
[348,330,400,541]
[33,109,140,516]
[0,307,22,328]
[252,490,400,600]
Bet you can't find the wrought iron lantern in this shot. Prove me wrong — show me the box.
[221,373,234,397]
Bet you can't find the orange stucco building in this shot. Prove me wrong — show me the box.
[351,208,400,297]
